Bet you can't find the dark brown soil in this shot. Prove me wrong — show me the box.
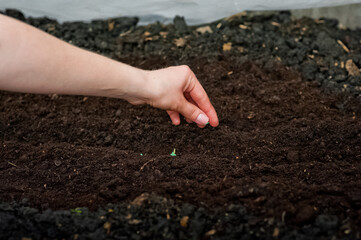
[1,55,361,229]
[1,9,361,239]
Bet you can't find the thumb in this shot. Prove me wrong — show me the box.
[176,99,209,125]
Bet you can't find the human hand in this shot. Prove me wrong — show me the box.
[0,14,216,128]
[127,65,219,128]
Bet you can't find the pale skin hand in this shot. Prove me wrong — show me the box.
[0,14,219,127]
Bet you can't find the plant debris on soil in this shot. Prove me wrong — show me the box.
[1,9,361,240]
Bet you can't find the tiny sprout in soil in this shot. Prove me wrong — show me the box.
[170,149,176,157]
[70,208,83,214]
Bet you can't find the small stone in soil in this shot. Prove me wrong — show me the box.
[54,160,62,166]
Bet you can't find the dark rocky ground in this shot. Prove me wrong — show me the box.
[3,8,360,97]
[1,194,355,240]
[0,9,360,240]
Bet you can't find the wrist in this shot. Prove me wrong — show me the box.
[104,63,153,105]
[124,68,152,105]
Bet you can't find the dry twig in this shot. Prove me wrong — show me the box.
[139,158,155,171]
[337,40,350,53]
[8,162,17,167]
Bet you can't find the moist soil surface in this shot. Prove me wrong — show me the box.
[1,9,361,240]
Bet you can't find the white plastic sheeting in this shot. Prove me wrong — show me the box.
[0,0,361,25]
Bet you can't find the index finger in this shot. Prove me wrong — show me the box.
[186,74,219,127]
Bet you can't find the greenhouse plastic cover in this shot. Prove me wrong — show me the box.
[0,0,361,25]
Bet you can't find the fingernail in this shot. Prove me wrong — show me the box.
[195,113,209,125]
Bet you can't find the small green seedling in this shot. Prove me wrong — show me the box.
[71,207,83,214]
[170,148,176,157]
[140,153,143,156]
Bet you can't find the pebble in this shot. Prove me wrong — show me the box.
[54,160,62,167]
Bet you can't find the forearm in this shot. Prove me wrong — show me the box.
[0,14,146,99]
